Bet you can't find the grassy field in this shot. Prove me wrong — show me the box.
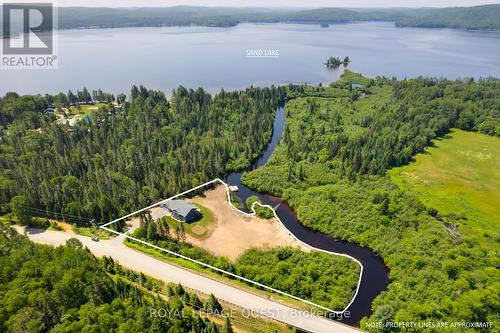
[164,203,214,240]
[52,103,110,124]
[389,129,500,244]
[333,69,372,86]
[66,103,109,117]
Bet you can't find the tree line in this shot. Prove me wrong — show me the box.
[281,75,500,178]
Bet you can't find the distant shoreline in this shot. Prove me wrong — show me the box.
[3,4,499,38]
[2,19,499,41]
[45,5,500,33]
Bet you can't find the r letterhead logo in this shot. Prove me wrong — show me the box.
[1,2,58,69]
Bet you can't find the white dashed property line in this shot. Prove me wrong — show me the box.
[100,177,363,315]
[216,178,363,314]
[100,179,220,228]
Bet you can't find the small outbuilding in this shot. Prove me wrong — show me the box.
[163,200,200,223]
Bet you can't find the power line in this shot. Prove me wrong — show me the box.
[29,207,93,226]
[29,207,93,221]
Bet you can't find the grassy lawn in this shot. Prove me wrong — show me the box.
[67,103,109,116]
[164,203,214,240]
[389,129,500,244]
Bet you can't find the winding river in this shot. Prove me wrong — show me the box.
[225,106,388,326]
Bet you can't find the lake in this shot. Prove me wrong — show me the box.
[3,22,500,95]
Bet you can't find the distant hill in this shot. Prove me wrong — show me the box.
[55,6,413,29]
[56,6,276,29]
[276,7,413,23]
[274,8,364,23]
[395,4,500,30]
[3,5,498,33]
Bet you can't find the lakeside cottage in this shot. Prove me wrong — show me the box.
[163,200,199,223]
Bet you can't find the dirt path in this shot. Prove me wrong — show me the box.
[189,185,309,260]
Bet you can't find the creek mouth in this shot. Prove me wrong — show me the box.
[225,106,389,326]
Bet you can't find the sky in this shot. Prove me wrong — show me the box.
[27,0,500,8]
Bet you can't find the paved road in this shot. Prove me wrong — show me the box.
[16,227,362,333]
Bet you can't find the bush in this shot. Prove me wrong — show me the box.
[246,195,274,219]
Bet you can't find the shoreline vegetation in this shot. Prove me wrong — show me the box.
[242,71,499,331]
[2,4,498,37]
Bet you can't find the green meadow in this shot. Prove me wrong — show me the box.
[390,129,500,244]
[67,103,109,116]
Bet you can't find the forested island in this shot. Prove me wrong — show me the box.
[325,56,350,68]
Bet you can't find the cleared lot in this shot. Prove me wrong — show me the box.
[188,185,309,260]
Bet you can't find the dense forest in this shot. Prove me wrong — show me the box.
[130,213,360,311]
[1,71,499,331]
[3,5,496,35]
[0,224,231,333]
[0,85,286,224]
[242,73,500,331]
[0,82,361,320]
[284,5,500,30]
[396,4,500,30]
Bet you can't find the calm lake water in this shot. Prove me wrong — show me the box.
[3,22,500,95]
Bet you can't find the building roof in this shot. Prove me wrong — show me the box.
[163,200,198,218]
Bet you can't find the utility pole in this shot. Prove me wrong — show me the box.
[90,219,99,241]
